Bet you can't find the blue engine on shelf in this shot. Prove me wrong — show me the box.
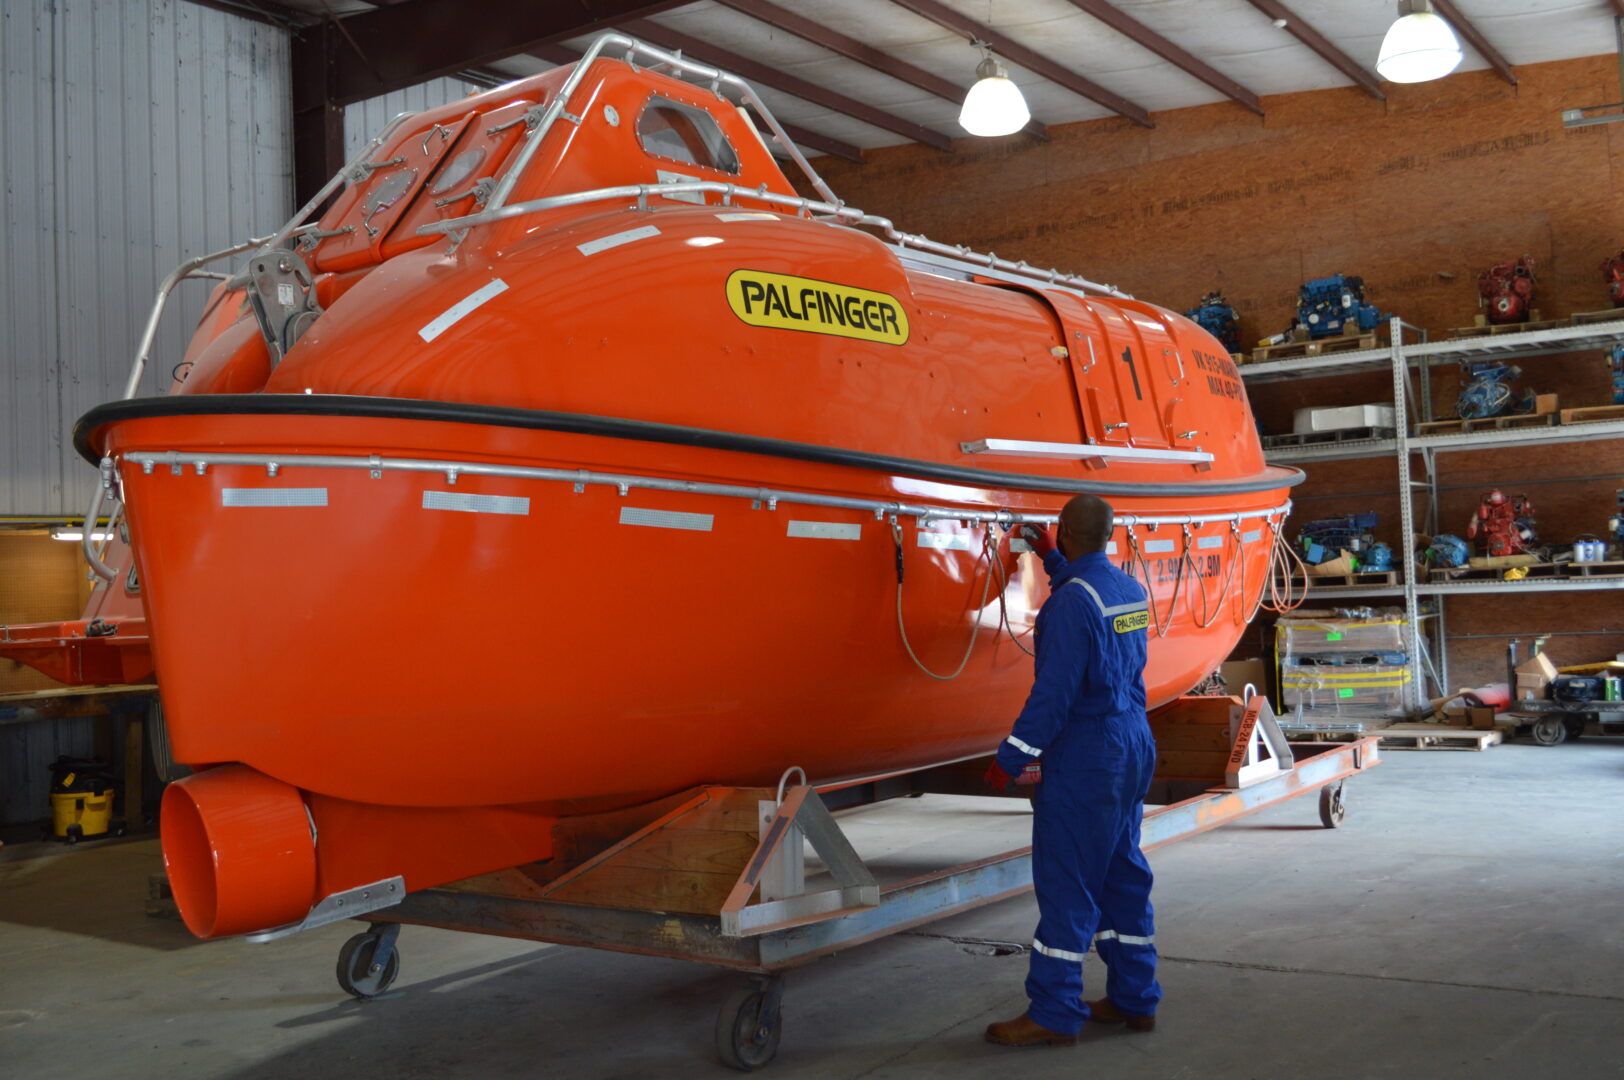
[1185,291,1241,353]
[1362,542,1394,572]
[1428,534,1470,568]
[1298,274,1384,340]
[1610,490,1624,550]
[1610,344,1624,405]
[1298,512,1379,564]
[1456,361,1535,420]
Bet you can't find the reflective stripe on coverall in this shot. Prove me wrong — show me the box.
[994,548,1161,1035]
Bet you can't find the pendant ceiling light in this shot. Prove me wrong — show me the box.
[1376,0,1463,84]
[959,41,1030,137]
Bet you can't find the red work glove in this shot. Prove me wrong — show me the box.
[984,761,1014,793]
[1020,524,1056,558]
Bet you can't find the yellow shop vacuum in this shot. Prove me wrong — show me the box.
[49,757,126,843]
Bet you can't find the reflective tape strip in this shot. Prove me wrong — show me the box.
[418,278,507,342]
[1197,535,1223,550]
[1106,541,1118,555]
[577,225,660,256]
[1005,734,1043,757]
[1066,578,1148,616]
[1010,537,1033,553]
[1095,930,1155,946]
[716,211,776,221]
[787,520,861,540]
[619,506,713,532]
[1032,938,1087,963]
[1143,539,1176,553]
[1242,529,1263,544]
[422,490,529,516]
[917,531,971,551]
[221,487,327,507]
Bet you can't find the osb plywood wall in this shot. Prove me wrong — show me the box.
[817,55,1624,688]
[0,532,90,694]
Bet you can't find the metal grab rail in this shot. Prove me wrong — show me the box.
[417,179,1131,299]
[118,448,1291,532]
[123,237,269,400]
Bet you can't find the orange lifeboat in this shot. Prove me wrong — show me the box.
[69,36,1301,939]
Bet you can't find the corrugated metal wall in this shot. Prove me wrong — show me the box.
[343,76,482,162]
[0,0,291,519]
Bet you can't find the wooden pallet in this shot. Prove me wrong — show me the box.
[1431,561,1559,582]
[1446,316,1562,340]
[1559,404,1624,425]
[1297,570,1400,590]
[1570,308,1624,326]
[1260,425,1395,449]
[1416,411,1559,436]
[1563,560,1624,577]
[1377,725,1505,751]
[1249,332,1380,363]
[1230,351,1249,366]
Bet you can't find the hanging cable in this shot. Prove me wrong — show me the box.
[1190,521,1243,630]
[989,526,1036,657]
[893,517,998,680]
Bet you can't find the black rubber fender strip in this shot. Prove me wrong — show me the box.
[74,394,1304,499]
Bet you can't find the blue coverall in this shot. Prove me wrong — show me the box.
[995,548,1161,1034]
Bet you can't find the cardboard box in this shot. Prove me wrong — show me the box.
[1306,553,1358,577]
[1291,404,1396,434]
[1220,659,1267,697]
[1515,652,1558,700]
[1534,393,1559,416]
[1469,706,1497,730]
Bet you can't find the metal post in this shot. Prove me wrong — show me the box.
[1389,317,1424,712]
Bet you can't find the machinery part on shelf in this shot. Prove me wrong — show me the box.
[336,923,401,999]
[1455,361,1535,420]
[716,976,785,1071]
[1294,274,1385,340]
[1184,290,1241,353]
[1529,714,1568,746]
[1602,250,1624,308]
[1465,489,1538,557]
[1362,542,1394,572]
[1297,512,1378,565]
[1610,345,1624,405]
[1611,489,1624,551]
[1477,255,1536,325]
[1427,533,1470,568]
[1318,781,1347,828]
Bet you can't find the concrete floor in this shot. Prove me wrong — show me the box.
[3,743,1622,1079]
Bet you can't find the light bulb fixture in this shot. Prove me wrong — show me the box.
[49,527,111,542]
[959,41,1030,137]
[1376,0,1463,84]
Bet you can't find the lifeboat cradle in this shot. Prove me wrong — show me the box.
[299,693,1376,1070]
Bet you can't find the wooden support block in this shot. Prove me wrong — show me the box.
[611,828,761,874]
[1153,748,1229,781]
[1150,723,1234,752]
[545,863,741,916]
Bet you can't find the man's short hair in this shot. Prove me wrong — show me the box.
[1060,494,1115,553]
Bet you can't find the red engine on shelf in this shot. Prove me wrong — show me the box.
[1477,256,1536,325]
[1603,250,1624,308]
[1466,489,1538,558]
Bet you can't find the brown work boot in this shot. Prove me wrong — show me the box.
[984,1013,1078,1047]
[1086,997,1156,1032]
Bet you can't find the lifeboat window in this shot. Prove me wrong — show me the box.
[637,96,741,175]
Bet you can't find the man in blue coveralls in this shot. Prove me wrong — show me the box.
[984,493,1161,1048]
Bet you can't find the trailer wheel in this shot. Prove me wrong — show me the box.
[716,980,783,1071]
[1318,783,1346,829]
[336,927,400,999]
[1530,715,1567,746]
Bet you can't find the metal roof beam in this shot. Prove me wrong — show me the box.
[713,0,1048,141]
[530,41,865,163]
[294,0,687,109]
[1061,0,1262,115]
[1243,0,1385,100]
[884,0,1153,127]
[619,18,957,151]
[1430,0,1517,86]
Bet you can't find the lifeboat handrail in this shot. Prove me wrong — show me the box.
[419,179,1132,300]
[118,448,1289,533]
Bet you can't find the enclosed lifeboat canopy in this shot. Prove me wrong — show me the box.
[73,35,1301,939]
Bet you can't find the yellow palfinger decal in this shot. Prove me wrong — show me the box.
[726,269,910,345]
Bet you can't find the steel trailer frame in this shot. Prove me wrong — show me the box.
[324,729,1378,1071]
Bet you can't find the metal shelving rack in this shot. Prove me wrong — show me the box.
[1246,315,1624,709]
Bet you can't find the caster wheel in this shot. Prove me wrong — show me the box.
[716,984,782,1071]
[1530,715,1567,746]
[66,825,83,845]
[1318,783,1346,829]
[1563,714,1587,742]
[336,930,400,999]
